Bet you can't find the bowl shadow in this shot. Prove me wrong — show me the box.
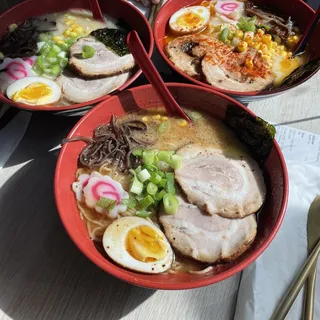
[0,118,154,320]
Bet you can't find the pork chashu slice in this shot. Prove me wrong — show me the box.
[175,144,266,218]
[68,37,135,78]
[56,70,130,103]
[159,196,257,263]
[165,34,273,92]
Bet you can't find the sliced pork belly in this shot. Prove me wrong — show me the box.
[159,196,257,263]
[56,70,130,103]
[202,47,273,92]
[68,37,135,78]
[165,34,273,92]
[175,144,266,218]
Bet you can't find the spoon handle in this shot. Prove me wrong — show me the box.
[271,238,320,320]
[294,7,320,56]
[126,31,192,123]
[303,262,317,320]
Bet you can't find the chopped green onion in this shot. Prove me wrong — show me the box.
[46,57,58,63]
[0,52,4,59]
[121,196,137,209]
[134,166,142,174]
[147,182,158,195]
[143,164,158,173]
[219,28,229,43]
[259,23,271,31]
[142,150,156,165]
[155,190,166,201]
[66,37,77,46]
[165,172,175,194]
[139,195,154,209]
[157,161,171,172]
[8,23,18,32]
[82,45,96,59]
[170,154,182,170]
[137,168,151,183]
[59,57,68,68]
[130,175,143,195]
[132,148,144,157]
[158,151,174,163]
[163,194,179,215]
[96,197,117,210]
[158,122,169,133]
[150,173,162,185]
[237,16,256,33]
[136,210,152,218]
[38,33,50,42]
[49,64,61,76]
[158,178,167,188]
[186,111,203,122]
[39,41,51,55]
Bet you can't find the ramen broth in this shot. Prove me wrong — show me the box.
[75,107,254,272]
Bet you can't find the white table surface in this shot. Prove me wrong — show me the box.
[0,73,318,320]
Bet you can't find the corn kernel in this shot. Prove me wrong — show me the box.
[161,116,168,121]
[279,45,285,51]
[63,30,71,37]
[70,31,78,37]
[71,24,78,28]
[141,116,149,122]
[292,35,299,42]
[57,40,65,45]
[262,54,270,61]
[52,36,62,42]
[235,30,244,39]
[237,41,248,52]
[245,58,253,69]
[263,34,272,42]
[152,114,161,120]
[280,51,287,57]
[201,0,211,7]
[177,119,188,127]
[274,35,281,44]
[271,42,278,49]
[225,39,231,45]
[75,26,83,33]
[287,52,293,58]
[260,44,268,52]
[253,42,261,50]
[65,20,73,26]
[257,29,265,36]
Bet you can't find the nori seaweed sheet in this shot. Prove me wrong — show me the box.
[225,105,276,162]
[90,28,130,56]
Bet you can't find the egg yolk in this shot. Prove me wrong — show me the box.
[12,82,53,104]
[176,12,204,28]
[126,225,167,262]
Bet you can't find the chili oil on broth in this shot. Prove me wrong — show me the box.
[74,106,253,272]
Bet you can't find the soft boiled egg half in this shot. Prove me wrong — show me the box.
[169,6,211,35]
[6,77,61,106]
[103,217,174,274]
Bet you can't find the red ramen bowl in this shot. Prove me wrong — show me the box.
[55,83,289,289]
[154,0,319,103]
[0,0,153,112]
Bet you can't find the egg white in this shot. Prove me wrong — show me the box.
[6,77,61,106]
[103,217,174,274]
[169,6,210,35]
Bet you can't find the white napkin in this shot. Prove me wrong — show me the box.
[234,126,320,320]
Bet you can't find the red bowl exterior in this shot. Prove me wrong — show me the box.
[54,83,289,290]
[0,0,154,112]
[154,0,319,102]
